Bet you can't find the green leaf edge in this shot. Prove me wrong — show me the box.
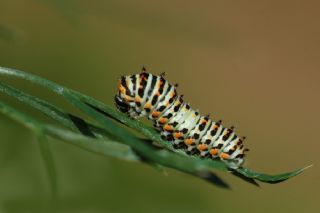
[0,100,140,162]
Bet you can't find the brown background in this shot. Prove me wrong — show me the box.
[0,0,319,212]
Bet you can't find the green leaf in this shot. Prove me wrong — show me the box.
[0,66,311,187]
[0,82,114,139]
[0,100,140,162]
[236,165,312,183]
[37,132,58,200]
[45,125,140,162]
[0,99,58,199]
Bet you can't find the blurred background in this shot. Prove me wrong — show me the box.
[0,0,319,212]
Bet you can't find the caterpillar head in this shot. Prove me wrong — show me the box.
[114,95,130,113]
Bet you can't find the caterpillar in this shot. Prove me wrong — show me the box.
[114,68,248,169]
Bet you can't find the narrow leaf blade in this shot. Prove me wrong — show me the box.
[37,133,58,200]
[0,100,140,162]
[236,165,312,183]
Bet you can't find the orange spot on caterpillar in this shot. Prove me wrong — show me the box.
[220,153,230,160]
[164,124,173,131]
[152,111,161,117]
[210,148,219,155]
[158,117,167,124]
[212,124,219,130]
[124,96,134,102]
[118,81,126,94]
[185,138,194,145]
[174,132,183,139]
[144,102,152,109]
[135,96,141,102]
[197,144,208,151]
